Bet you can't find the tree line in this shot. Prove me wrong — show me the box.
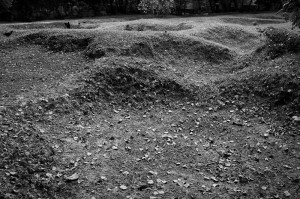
[0,0,294,22]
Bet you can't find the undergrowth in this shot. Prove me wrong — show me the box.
[262,27,300,58]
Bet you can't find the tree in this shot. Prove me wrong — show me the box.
[138,0,175,15]
[281,0,300,28]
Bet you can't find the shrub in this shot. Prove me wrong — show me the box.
[263,27,300,58]
[281,0,300,28]
[138,0,175,16]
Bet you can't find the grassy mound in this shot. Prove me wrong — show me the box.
[8,22,95,30]
[9,22,70,29]
[194,26,260,51]
[20,32,92,52]
[256,27,300,59]
[84,33,232,62]
[85,40,155,59]
[153,34,233,63]
[72,58,196,107]
[222,17,285,26]
[124,23,193,31]
[219,64,300,114]
[18,31,232,63]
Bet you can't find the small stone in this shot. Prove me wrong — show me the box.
[292,116,300,122]
[261,186,267,190]
[122,171,129,175]
[120,185,127,190]
[149,171,158,175]
[263,133,269,138]
[65,173,79,181]
[284,191,291,197]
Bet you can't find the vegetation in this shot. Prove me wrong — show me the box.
[263,27,300,58]
[138,0,175,15]
[0,0,288,21]
[281,0,300,28]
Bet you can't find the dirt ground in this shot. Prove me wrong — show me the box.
[0,13,299,199]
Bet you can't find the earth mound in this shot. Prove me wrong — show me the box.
[153,35,233,63]
[219,64,300,115]
[8,22,96,30]
[20,32,92,52]
[124,23,193,31]
[194,26,261,52]
[255,27,300,59]
[85,40,155,59]
[18,31,233,63]
[222,17,285,26]
[73,60,196,107]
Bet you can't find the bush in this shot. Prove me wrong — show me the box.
[264,27,300,58]
[138,0,175,16]
[281,0,300,28]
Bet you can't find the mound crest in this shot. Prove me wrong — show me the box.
[256,27,300,59]
[73,64,195,106]
[222,17,285,26]
[8,22,96,30]
[124,23,193,31]
[20,32,92,52]
[194,26,260,52]
[154,35,232,63]
[220,68,300,113]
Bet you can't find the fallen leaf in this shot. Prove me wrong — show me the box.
[65,173,79,181]
[120,185,127,190]
[284,191,291,197]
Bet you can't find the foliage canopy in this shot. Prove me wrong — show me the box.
[138,0,175,15]
[281,0,300,28]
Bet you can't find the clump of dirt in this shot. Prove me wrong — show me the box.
[154,35,233,63]
[222,17,285,26]
[194,26,261,51]
[72,63,196,107]
[124,23,193,31]
[20,32,92,52]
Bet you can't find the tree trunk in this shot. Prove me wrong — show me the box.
[248,0,253,11]
[208,0,214,12]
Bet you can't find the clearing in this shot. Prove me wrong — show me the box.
[0,13,299,199]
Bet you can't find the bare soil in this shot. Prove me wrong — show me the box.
[0,13,299,199]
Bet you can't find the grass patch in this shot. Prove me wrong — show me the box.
[124,23,193,31]
[193,26,260,51]
[222,17,285,26]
